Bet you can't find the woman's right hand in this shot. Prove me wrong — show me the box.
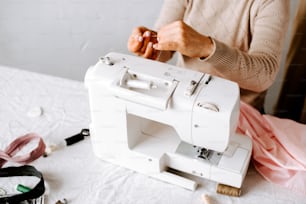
[127,26,160,60]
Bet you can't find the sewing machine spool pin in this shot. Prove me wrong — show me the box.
[100,56,114,66]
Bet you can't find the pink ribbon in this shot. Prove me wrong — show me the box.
[0,133,46,168]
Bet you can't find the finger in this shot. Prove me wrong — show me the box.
[133,27,158,44]
[131,26,152,42]
[128,36,143,53]
[128,27,147,53]
[151,49,161,60]
[140,31,152,54]
[149,32,159,44]
[143,42,154,59]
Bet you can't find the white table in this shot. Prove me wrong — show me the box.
[0,65,305,204]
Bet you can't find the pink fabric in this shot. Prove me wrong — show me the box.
[0,133,46,168]
[238,101,306,195]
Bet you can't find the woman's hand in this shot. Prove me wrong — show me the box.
[153,21,214,58]
[127,26,160,60]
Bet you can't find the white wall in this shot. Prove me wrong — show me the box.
[0,0,299,114]
[0,0,163,80]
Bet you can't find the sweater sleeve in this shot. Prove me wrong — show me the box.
[203,0,290,92]
[154,0,187,30]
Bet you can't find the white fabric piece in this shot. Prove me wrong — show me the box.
[27,106,43,118]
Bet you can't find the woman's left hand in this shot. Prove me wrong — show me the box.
[153,21,214,58]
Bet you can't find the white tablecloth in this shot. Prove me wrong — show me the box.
[0,65,305,204]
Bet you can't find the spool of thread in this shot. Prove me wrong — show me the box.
[216,184,241,197]
[201,194,211,204]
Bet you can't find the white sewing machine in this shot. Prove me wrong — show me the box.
[85,52,252,193]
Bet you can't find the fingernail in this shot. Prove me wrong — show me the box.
[144,31,151,37]
[138,36,143,42]
[153,44,157,49]
[134,35,143,42]
[148,42,153,47]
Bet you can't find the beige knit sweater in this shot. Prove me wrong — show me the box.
[154,0,290,110]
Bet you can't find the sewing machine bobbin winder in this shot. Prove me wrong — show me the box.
[85,52,252,196]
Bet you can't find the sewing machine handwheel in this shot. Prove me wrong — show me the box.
[216,183,242,197]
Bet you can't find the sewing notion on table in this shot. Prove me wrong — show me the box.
[85,52,252,196]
